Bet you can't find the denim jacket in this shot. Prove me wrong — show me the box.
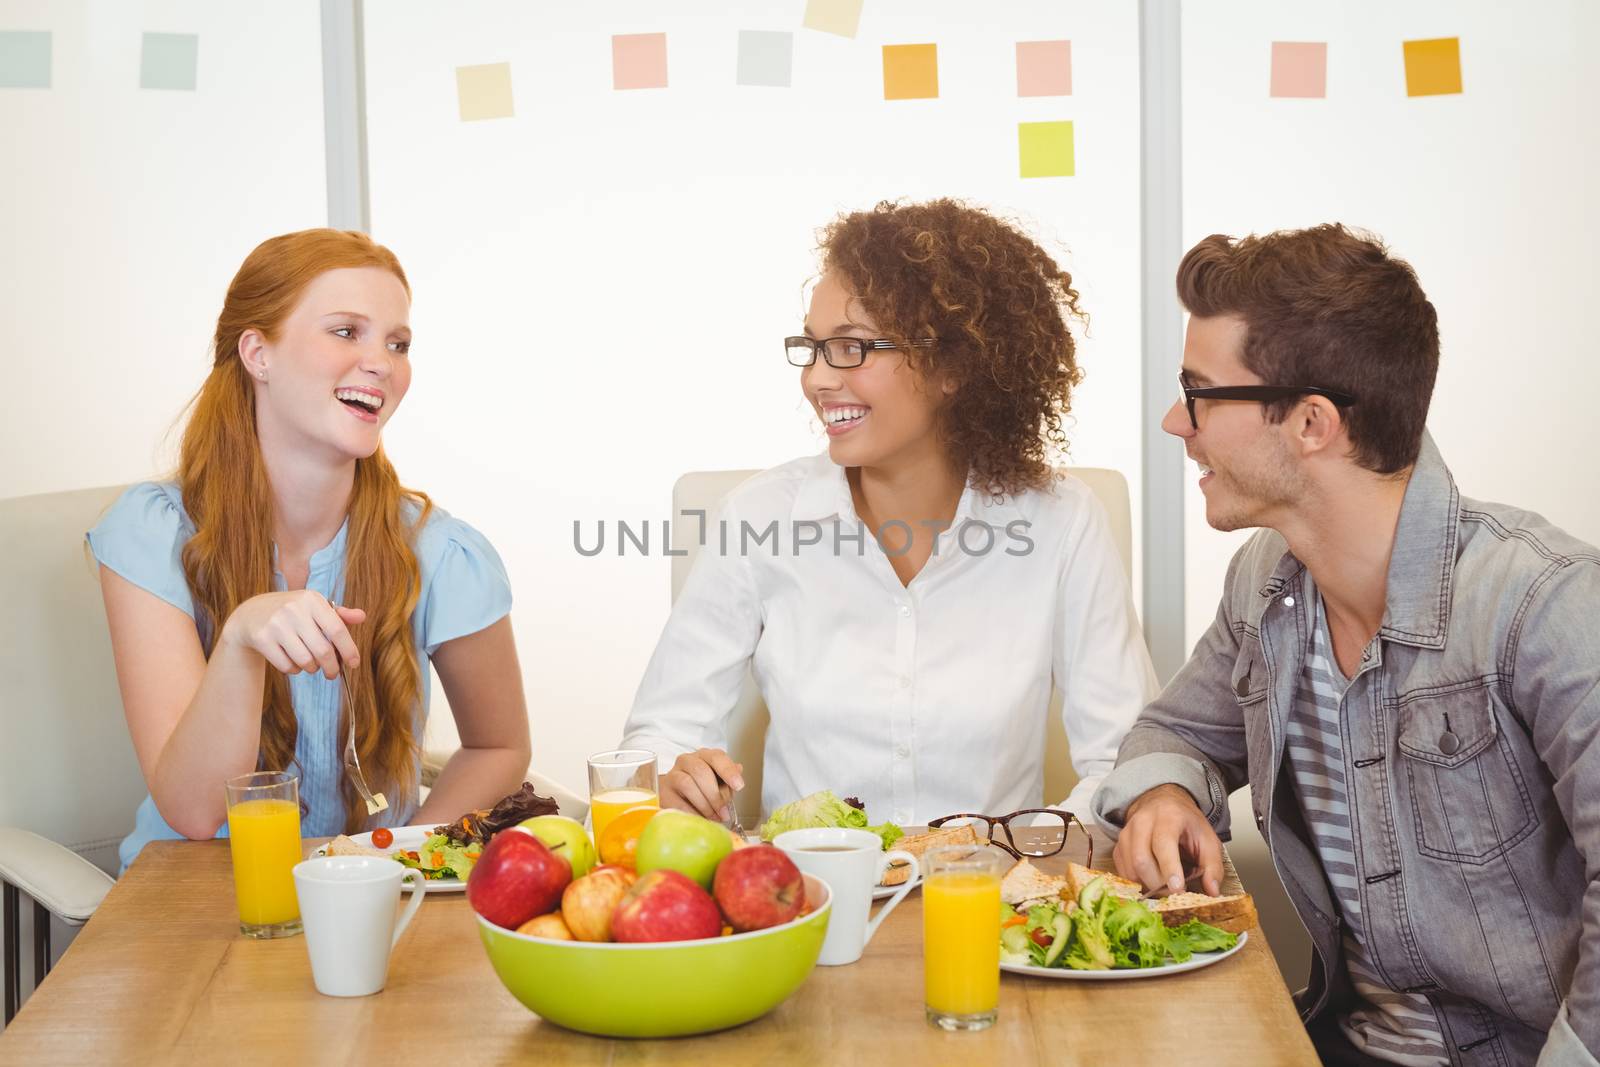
[1092,436,1600,1066]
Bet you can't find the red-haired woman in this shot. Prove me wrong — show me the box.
[623,200,1157,829]
[88,229,531,870]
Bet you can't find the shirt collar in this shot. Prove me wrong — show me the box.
[789,454,1028,527]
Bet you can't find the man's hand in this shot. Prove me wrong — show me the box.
[660,748,744,822]
[1112,783,1225,898]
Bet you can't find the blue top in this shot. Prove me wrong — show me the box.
[86,481,514,871]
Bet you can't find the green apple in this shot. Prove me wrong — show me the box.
[518,815,596,880]
[634,809,734,889]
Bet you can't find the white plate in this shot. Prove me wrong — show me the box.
[314,824,466,893]
[999,930,1248,980]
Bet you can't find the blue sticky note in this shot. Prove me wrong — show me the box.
[0,30,51,89]
[737,30,793,88]
[141,31,198,91]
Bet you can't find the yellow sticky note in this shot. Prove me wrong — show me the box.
[803,0,863,39]
[1403,37,1462,97]
[883,44,938,100]
[456,62,513,121]
[1019,121,1074,178]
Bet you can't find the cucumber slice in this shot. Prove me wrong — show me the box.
[1042,912,1072,967]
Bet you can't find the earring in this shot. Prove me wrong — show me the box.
[257,370,266,379]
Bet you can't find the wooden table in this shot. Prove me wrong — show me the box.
[0,831,1317,1066]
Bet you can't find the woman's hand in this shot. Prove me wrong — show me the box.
[661,748,744,822]
[220,590,366,678]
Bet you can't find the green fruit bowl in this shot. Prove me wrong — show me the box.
[475,874,832,1038]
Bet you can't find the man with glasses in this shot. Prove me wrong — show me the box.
[1091,224,1599,1066]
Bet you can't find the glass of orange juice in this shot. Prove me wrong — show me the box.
[225,771,304,939]
[587,749,659,845]
[922,844,1008,1031]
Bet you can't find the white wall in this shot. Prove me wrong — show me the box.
[362,1,1146,791]
[1180,0,1600,648]
[0,0,327,498]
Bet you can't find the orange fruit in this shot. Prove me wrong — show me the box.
[597,805,660,869]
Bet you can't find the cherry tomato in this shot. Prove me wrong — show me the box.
[1029,928,1054,948]
[371,827,394,849]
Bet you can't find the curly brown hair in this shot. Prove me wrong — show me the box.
[818,198,1085,498]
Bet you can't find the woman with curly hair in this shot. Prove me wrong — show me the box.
[624,199,1157,826]
[88,229,531,871]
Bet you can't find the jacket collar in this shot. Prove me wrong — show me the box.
[1259,432,1458,649]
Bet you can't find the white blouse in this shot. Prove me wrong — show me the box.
[622,453,1158,827]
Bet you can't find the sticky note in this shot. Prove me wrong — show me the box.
[1403,37,1462,97]
[1019,121,1074,178]
[455,62,513,121]
[803,0,863,39]
[1270,41,1326,98]
[0,30,51,88]
[737,30,793,87]
[882,43,937,100]
[140,31,198,91]
[1016,40,1071,97]
[613,32,668,91]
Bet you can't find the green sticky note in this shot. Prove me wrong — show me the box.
[737,30,793,88]
[0,30,51,88]
[1019,121,1074,178]
[141,31,198,91]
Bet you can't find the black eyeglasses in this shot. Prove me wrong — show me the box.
[1178,372,1357,431]
[784,335,937,369]
[926,808,1091,866]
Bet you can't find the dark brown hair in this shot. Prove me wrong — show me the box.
[1176,224,1439,474]
[818,198,1084,498]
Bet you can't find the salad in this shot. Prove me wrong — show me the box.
[759,790,904,850]
[1000,874,1238,971]
[394,833,481,881]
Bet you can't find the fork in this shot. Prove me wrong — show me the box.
[718,782,746,839]
[340,654,388,817]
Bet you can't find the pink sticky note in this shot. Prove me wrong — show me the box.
[1270,41,1327,98]
[1016,40,1071,97]
[613,32,668,91]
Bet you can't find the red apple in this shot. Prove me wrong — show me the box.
[561,865,637,941]
[466,826,572,930]
[516,912,573,939]
[611,868,723,943]
[712,844,805,932]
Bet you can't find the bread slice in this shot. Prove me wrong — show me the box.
[999,859,1068,907]
[325,834,390,859]
[879,825,980,886]
[1064,861,1143,902]
[1150,891,1257,934]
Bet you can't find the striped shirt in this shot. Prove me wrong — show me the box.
[1285,596,1448,1066]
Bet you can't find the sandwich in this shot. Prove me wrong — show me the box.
[879,824,982,886]
[1064,860,1257,933]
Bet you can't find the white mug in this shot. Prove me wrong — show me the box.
[775,827,919,966]
[292,855,426,997]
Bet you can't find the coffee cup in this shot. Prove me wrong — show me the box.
[775,827,919,966]
[292,855,426,997]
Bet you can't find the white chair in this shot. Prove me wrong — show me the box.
[0,485,140,1025]
[669,468,1312,989]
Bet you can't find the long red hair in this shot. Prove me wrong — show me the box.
[179,229,430,832]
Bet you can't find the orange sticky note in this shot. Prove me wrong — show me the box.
[613,32,668,91]
[1016,40,1071,97]
[1403,37,1462,97]
[883,43,938,100]
[1270,42,1326,98]
[455,62,513,121]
